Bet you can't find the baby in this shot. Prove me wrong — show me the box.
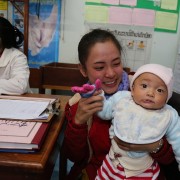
[95,64,180,179]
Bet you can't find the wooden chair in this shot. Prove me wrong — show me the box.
[41,62,88,94]
[59,133,68,180]
[29,68,45,94]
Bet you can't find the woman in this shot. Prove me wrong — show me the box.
[63,29,175,179]
[0,17,30,95]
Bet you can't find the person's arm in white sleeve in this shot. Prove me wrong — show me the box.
[0,50,29,95]
[97,91,125,120]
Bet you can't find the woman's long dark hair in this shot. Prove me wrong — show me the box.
[0,17,24,48]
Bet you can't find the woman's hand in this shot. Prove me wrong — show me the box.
[114,136,163,153]
[75,90,103,124]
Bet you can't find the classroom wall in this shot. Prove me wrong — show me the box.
[59,0,180,70]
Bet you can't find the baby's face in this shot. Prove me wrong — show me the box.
[131,73,168,110]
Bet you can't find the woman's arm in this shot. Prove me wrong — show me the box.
[63,93,103,163]
[64,102,89,163]
[114,136,175,164]
[151,137,174,164]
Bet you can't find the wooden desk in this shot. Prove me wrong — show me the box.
[0,94,71,180]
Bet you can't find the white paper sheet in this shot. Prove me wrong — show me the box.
[0,99,50,120]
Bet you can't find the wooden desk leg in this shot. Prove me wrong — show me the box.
[59,119,68,180]
[52,89,57,95]
[39,88,45,94]
[59,141,67,180]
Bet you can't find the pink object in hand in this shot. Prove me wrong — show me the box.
[71,79,101,98]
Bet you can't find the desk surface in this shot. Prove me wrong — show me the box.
[0,94,71,180]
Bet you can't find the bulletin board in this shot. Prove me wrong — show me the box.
[85,0,179,33]
[83,0,180,71]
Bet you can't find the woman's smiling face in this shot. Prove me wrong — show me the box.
[80,40,123,95]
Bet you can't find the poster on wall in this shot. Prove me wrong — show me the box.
[86,23,154,71]
[28,0,61,68]
[12,0,61,68]
[0,1,8,18]
[12,2,24,33]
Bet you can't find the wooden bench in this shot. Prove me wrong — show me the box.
[41,62,88,93]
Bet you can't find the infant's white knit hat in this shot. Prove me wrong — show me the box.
[130,64,173,102]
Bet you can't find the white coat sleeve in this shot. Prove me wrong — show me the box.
[0,52,30,95]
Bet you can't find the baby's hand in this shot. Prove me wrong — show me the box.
[71,79,101,98]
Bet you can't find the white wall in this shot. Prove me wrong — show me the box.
[59,0,85,64]
[59,0,180,69]
[150,29,180,69]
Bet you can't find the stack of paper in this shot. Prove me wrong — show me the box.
[0,99,50,120]
[0,96,57,120]
[0,96,59,152]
